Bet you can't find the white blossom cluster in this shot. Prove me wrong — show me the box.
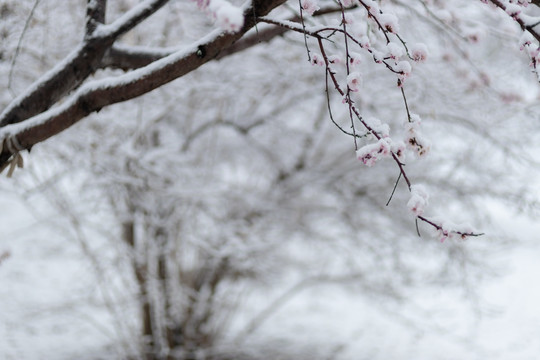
[483,0,540,80]
[299,0,486,239]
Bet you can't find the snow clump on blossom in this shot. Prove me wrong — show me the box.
[301,0,320,16]
[349,52,363,66]
[410,43,428,63]
[356,138,391,166]
[347,72,362,92]
[404,113,431,157]
[394,60,412,84]
[378,13,400,33]
[407,184,429,216]
[311,52,325,66]
[428,218,475,242]
[193,0,244,32]
[519,31,534,50]
[505,3,522,18]
[340,0,356,8]
[365,117,389,138]
[386,42,404,60]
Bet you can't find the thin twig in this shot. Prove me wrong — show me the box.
[7,0,42,96]
[386,172,402,206]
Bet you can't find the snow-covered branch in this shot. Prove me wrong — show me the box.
[0,0,287,170]
[101,5,346,70]
[85,0,107,37]
[0,0,171,129]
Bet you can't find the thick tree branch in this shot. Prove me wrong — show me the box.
[0,0,170,128]
[0,0,288,170]
[86,0,107,37]
[100,5,347,70]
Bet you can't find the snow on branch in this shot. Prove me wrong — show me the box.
[86,0,107,37]
[0,0,171,129]
[93,0,170,40]
[485,0,540,80]
[0,0,288,172]
[101,5,347,71]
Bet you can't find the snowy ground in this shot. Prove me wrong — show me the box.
[1,189,539,360]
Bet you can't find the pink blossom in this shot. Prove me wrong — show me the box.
[410,43,428,62]
[328,55,342,65]
[394,61,411,77]
[340,0,355,8]
[358,35,371,49]
[301,0,320,16]
[438,228,452,242]
[378,13,399,33]
[356,139,391,166]
[390,140,406,162]
[386,42,403,60]
[407,184,429,216]
[311,53,325,66]
[372,50,384,63]
[347,72,362,92]
[365,117,390,137]
[406,133,431,157]
[520,32,534,51]
[349,52,362,66]
[505,4,522,19]
[208,0,244,32]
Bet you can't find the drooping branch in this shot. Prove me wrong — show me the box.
[0,0,288,170]
[0,0,170,128]
[488,0,540,42]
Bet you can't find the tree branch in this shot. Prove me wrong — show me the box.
[0,0,288,170]
[0,0,170,128]
[100,5,347,70]
[489,0,540,42]
[86,0,107,37]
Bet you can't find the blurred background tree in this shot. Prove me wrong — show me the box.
[0,0,539,359]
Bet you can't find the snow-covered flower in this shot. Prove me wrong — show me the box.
[349,52,362,66]
[506,4,522,18]
[311,52,325,66]
[372,50,385,63]
[192,0,243,32]
[390,140,406,162]
[356,139,391,166]
[437,227,452,242]
[358,35,371,49]
[404,114,431,157]
[207,0,244,32]
[301,0,320,16]
[394,60,412,77]
[379,13,400,33]
[407,184,429,216]
[410,43,428,62]
[406,133,431,157]
[328,55,342,65]
[365,117,389,138]
[386,42,403,60]
[347,72,362,92]
[519,32,534,51]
